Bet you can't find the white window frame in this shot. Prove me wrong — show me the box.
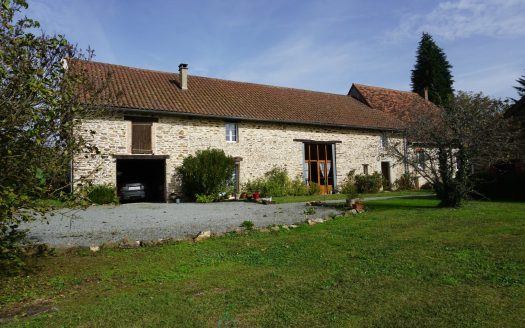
[225,123,238,143]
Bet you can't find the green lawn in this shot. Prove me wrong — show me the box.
[272,189,433,203]
[1,198,524,327]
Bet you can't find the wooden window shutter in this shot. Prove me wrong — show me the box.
[132,122,152,154]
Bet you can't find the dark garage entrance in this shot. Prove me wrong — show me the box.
[116,156,167,202]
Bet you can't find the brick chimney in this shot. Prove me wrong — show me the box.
[179,63,188,90]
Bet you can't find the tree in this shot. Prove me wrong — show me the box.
[0,0,109,273]
[411,32,454,106]
[513,71,525,100]
[178,149,235,200]
[387,92,519,207]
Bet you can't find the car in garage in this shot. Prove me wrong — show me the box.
[119,182,146,202]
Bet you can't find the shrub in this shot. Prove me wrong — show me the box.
[240,220,254,230]
[307,182,321,195]
[339,169,357,195]
[421,182,433,190]
[304,207,316,215]
[288,176,309,196]
[355,172,383,193]
[178,149,235,201]
[244,167,310,197]
[394,173,418,191]
[195,194,215,203]
[86,184,118,205]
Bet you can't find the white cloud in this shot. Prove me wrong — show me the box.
[387,0,525,41]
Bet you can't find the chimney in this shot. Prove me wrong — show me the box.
[179,63,188,90]
[423,87,429,101]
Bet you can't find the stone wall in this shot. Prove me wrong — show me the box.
[74,113,405,197]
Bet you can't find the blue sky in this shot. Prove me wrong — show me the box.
[27,0,525,99]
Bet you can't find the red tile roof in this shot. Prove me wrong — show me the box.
[71,60,403,131]
[350,83,440,122]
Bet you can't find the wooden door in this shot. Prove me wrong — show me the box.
[132,122,152,154]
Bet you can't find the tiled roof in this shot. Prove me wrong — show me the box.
[71,60,403,131]
[350,83,440,122]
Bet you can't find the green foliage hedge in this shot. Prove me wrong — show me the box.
[339,170,357,195]
[394,173,419,191]
[86,184,118,205]
[355,172,383,193]
[178,148,235,201]
[243,167,313,197]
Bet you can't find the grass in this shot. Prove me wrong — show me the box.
[1,198,524,327]
[272,189,433,203]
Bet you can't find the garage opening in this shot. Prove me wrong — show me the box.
[116,158,166,202]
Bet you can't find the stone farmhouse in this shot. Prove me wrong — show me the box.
[72,60,431,202]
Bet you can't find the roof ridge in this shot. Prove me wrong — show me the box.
[72,58,356,99]
[354,83,420,96]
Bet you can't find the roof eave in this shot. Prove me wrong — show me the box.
[106,106,403,132]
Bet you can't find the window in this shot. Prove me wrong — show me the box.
[125,116,158,154]
[225,123,238,142]
[381,133,389,148]
[362,164,369,175]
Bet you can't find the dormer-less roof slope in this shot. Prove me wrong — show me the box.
[349,83,440,122]
[71,59,402,131]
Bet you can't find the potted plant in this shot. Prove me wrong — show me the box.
[352,199,365,212]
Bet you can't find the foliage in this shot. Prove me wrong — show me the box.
[195,194,216,203]
[243,167,311,197]
[473,170,525,201]
[307,182,321,195]
[513,71,525,100]
[303,207,316,215]
[1,199,524,326]
[178,149,235,201]
[411,32,454,106]
[0,0,111,273]
[240,220,254,230]
[85,184,118,205]
[394,173,418,191]
[287,176,310,196]
[386,92,520,207]
[355,172,383,193]
[338,169,357,195]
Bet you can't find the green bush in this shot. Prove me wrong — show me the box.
[339,169,357,195]
[355,172,383,193]
[195,194,216,203]
[307,182,321,195]
[244,167,311,197]
[178,149,235,201]
[86,184,118,205]
[421,182,433,190]
[304,207,316,215]
[288,176,310,196]
[240,220,254,230]
[394,173,418,190]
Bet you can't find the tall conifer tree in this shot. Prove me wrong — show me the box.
[411,32,454,106]
[513,72,525,99]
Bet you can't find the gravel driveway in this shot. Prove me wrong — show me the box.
[23,202,342,247]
